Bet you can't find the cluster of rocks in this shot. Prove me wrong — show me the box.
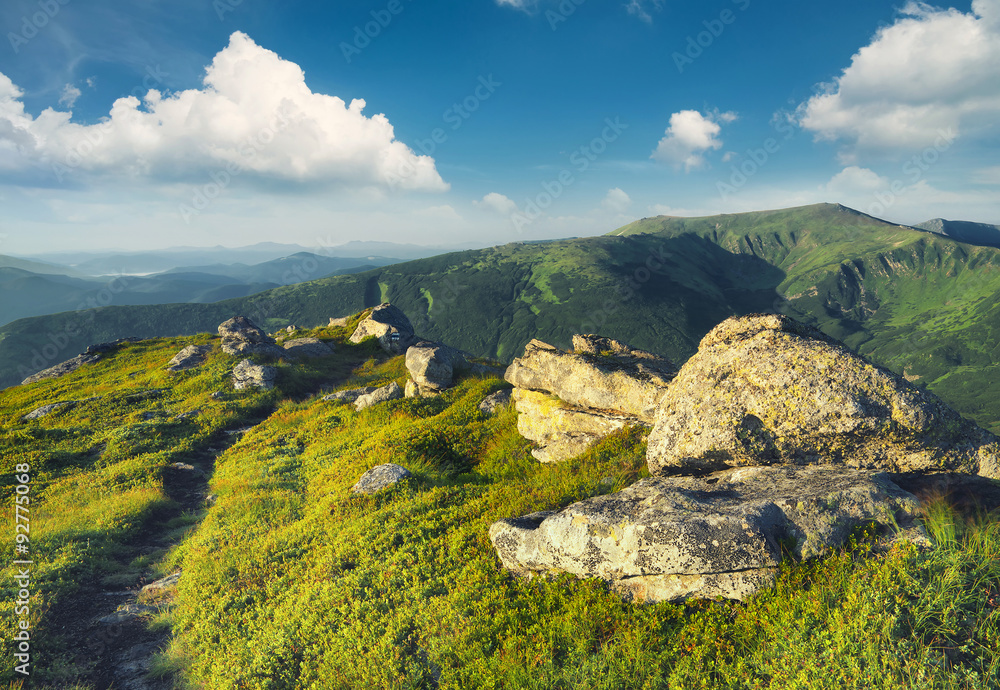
[490,314,1000,602]
[503,335,677,462]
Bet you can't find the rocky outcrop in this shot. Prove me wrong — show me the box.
[479,389,512,416]
[329,316,351,328]
[232,359,277,390]
[322,386,378,403]
[506,337,676,422]
[218,316,286,358]
[351,463,413,494]
[349,303,416,354]
[22,400,78,421]
[404,341,502,397]
[21,354,101,385]
[282,338,335,359]
[490,465,928,602]
[167,345,211,372]
[505,336,676,462]
[354,382,404,410]
[513,389,639,463]
[646,314,1000,479]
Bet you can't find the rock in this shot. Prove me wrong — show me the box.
[232,359,277,390]
[22,400,77,421]
[85,337,142,355]
[479,389,512,416]
[351,463,413,494]
[349,303,416,354]
[322,386,377,403]
[218,316,286,358]
[282,337,335,359]
[354,382,404,410]
[167,344,211,372]
[405,379,420,398]
[141,571,181,594]
[21,353,101,385]
[646,314,1000,479]
[175,409,201,421]
[329,316,351,327]
[405,340,504,396]
[286,325,297,333]
[210,391,225,401]
[505,337,676,423]
[513,389,643,463]
[490,465,929,602]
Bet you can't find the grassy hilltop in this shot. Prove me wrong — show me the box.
[1,319,999,688]
[2,203,1000,434]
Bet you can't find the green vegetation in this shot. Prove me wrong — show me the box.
[3,204,1000,434]
[3,322,999,688]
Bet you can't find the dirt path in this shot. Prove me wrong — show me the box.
[39,418,270,690]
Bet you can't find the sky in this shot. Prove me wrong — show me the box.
[0,0,998,255]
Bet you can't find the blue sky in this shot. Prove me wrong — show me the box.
[0,0,998,254]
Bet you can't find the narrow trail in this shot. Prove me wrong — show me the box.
[43,416,272,690]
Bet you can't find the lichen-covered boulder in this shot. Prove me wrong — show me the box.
[351,463,413,494]
[167,344,212,372]
[513,389,643,463]
[22,401,78,421]
[505,337,676,423]
[489,465,928,602]
[349,303,416,354]
[354,382,404,410]
[646,314,1000,478]
[232,359,277,390]
[218,316,285,358]
[282,337,335,359]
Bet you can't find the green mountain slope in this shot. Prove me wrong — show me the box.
[2,203,999,432]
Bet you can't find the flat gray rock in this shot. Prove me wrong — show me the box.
[354,381,404,410]
[22,400,78,421]
[351,463,413,494]
[167,344,212,372]
[282,337,335,358]
[21,353,101,385]
[322,386,378,403]
[490,465,929,602]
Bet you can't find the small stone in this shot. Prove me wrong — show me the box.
[282,337,335,359]
[351,463,413,494]
[167,344,211,372]
[354,382,404,410]
[232,359,277,390]
[322,386,377,403]
[22,401,77,421]
[479,389,512,416]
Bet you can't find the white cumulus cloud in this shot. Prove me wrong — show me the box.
[0,32,447,192]
[798,0,1000,160]
[602,187,632,213]
[474,191,518,215]
[58,84,82,109]
[626,0,664,23]
[651,109,737,171]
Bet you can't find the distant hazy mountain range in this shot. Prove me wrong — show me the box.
[3,204,1000,435]
[914,218,1000,249]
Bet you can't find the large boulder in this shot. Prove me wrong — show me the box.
[504,336,676,462]
[167,344,211,372]
[646,314,1000,478]
[218,316,285,358]
[404,341,501,397]
[354,382,404,410]
[505,337,676,423]
[490,465,928,602]
[349,303,416,355]
[513,389,641,463]
[232,359,277,390]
